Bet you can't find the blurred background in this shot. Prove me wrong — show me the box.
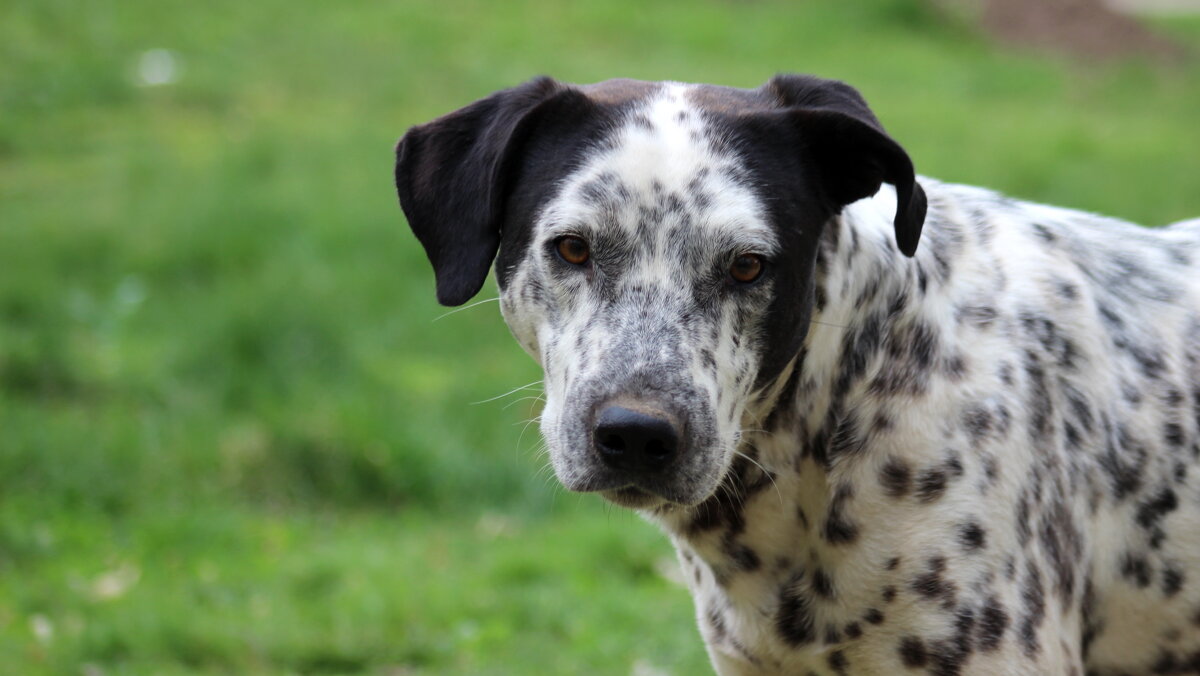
[1,0,1198,673]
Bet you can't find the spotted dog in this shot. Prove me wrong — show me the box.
[395,75,1200,675]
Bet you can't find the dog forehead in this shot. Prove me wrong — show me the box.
[540,82,776,248]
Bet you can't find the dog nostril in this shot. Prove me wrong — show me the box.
[602,434,627,452]
[644,438,669,459]
[593,405,680,473]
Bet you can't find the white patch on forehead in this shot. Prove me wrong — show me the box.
[607,84,712,192]
[538,84,776,252]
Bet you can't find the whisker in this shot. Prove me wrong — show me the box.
[502,395,545,411]
[431,296,500,322]
[471,379,544,405]
[516,416,543,450]
[731,448,784,507]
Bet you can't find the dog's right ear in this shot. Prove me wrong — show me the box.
[396,77,580,306]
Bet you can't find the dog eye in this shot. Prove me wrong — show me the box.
[555,236,591,266]
[729,253,764,284]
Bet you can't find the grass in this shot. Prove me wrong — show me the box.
[0,0,1197,673]
[1,503,707,675]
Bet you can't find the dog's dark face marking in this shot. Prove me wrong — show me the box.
[396,75,924,508]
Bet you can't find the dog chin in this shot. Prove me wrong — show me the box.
[599,479,720,509]
[600,486,667,509]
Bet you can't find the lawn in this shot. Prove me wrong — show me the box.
[1,0,1198,673]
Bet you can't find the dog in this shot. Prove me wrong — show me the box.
[395,75,1200,675]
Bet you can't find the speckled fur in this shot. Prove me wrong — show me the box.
[397,77,1200,675]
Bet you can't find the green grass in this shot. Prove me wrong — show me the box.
[1,0,1198,673]
[0,502,707,675]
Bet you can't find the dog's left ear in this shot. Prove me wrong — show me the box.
[766,74,926,256]
[396,77,585,306]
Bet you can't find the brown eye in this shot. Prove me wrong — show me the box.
[730,253,764,284]
[556,236,590,266]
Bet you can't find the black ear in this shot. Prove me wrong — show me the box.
[396,77,576,305]
[766,74,926,256]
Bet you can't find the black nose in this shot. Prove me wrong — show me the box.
[593,405,680,473]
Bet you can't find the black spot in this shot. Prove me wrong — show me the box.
[958,522,987,551]
[1054,279,1079,301]
[1163,567,1185,597]
[1031,223,1057,242]
[864,608,885,625]
[827,649,848,674]
[886,556,901,571]
[949,605,977,662]
[834,312,885,403]
[775,574,815,646]
[1064,422,1083,451]
[944,452,964,478]
[823,485,860,545]
[1022,351,1055,440]
[880,457,912,497]
[873,412,894,432]
[1015,489,1033,547]
[1148,650,1200,674]
[922,641,967,676]
[1098,421,1146,500]
[1064,384,1094,431]
[983,455,999,484]
[977,596,1009,651]
[844,622,863,639]
[1136,486,1179,531]
[1039,500,1083,602]
[917,469,948,502]
[828,412,869,463]
[912,557,957,608]
[688,476,748,536]
[724,539,761,573]
[812,568,835,599]
[1164,422,1186,449]
[899,636,928,667]
[1019,562,1045,657]
[882,586,898,603]
[1121,552,1152,588]
[961,403,994,442]
[999,362,1015,386]
[944,354,967,380]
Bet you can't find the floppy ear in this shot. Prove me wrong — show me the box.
[766,74,926,256]
[396,77,575,305]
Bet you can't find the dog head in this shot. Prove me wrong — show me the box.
[396,75,924,509]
